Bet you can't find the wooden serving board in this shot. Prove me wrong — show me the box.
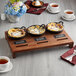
[5,30,74,58]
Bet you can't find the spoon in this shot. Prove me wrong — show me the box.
[32,7,46,12]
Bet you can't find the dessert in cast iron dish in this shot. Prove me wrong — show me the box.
[8,26,26,39]
[46,21,64,33]
[27,24,46,36]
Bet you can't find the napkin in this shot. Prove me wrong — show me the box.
[24,1,48,15]
[61,45,76,65]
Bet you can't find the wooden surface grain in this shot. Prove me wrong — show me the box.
[0,0,76,76]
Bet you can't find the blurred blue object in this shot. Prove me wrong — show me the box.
[4,1,27,17]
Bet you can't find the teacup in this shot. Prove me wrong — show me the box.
[48,3,60,13]
[0,56,10,71]
[64,10,75,19]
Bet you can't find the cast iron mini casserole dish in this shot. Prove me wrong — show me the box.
[8,26,26,39]
[46,21,64,33]
[27,24,46,36]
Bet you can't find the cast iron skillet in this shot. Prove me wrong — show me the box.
[46,21,64,33]
[27,24,46,36]
[8,26,26,39]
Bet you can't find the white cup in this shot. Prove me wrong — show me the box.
[1,13,6,20]
[48,3,60,12]
[0,56,10,71]
[64,10,75,19]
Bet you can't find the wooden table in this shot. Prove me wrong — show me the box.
[0,0,76,76]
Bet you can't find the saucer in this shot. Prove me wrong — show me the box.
[47,8,60,14]
[62,15,76,21]
[0,62,13,73]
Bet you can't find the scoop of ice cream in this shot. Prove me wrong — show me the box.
[35,1,41,6]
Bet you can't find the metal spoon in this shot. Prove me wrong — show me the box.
[32,7,46,12]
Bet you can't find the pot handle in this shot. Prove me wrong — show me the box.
[59,21,64,26]
[21,26,26,32]
[55,21,64,26]
[40,24,45,28]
